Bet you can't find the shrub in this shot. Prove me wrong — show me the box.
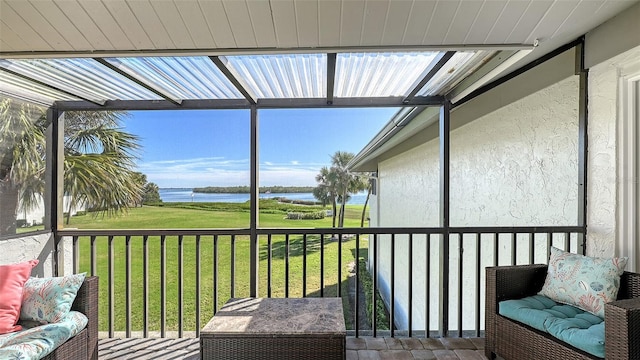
[286,211,325,220]
[74,211,86,216]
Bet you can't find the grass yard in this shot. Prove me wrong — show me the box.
[67,202,369,333]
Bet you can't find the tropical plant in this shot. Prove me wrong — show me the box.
[142,182,162,204]
[330,151,359,227]
[314,166,338,227]
[313,151,370,228]
[0,99,47,235]
[0,97,142,235]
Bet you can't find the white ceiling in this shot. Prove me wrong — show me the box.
[0,1,637,63]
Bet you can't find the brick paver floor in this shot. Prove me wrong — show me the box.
[98,337,487,359]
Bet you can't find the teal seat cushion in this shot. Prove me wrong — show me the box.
[545,314,605,358]
[0,311,88,360]
[499,295,605,358]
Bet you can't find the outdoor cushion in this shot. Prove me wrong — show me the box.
[545,313,605,358]
[499,295,605,358]
[0,310,88,360]
[538,247,627,318]
[0,260,39,334]
[20,273,86,324]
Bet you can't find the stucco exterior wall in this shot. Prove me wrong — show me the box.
[0,232,56,277]
[375,76,580,331]
[587,44,640,258]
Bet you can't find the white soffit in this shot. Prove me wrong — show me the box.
[0,0,635,59]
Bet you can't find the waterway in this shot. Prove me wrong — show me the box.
[159,188,368,205]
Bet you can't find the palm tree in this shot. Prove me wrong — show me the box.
[0,99,46,235]
[143,182,162,204]
[0,97,142,235]
[330,151,356,228]
[314,166,338,227]
[356,176,372,227]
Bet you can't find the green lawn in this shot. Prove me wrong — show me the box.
[67,203,369,333]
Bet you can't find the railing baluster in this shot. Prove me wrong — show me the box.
[108,235,114,338]
[178,235,184,337]
[529,232,535,264]
[196,235,201,337]
[267,234,272,298]
[408,233,413,337]
[426,233,430,338]
[458,233,463,337]
[125,235,131,338]
[338,233,342,297]
[547,233,552,260]
[494,233,499,266]
[303,233,307,297]
[143,235,149,338]
[285,234,290,298]
[72,236,79,274]
[373,233,377,337]
[160,235,166,338]
[213,235,218,315]
[511,232,517,265]
[320,233,325,297]
[355,234,360,337]
[90,235,96,276]
[565,231,570,252]
[475,233,481,337]
[390,233,395,337]
[230,235,235,298]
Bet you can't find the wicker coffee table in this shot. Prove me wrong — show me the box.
[200,297,346,360]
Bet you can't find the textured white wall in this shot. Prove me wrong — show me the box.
[587,45,640,258]
[0,232,56,277]
[375,76,580,331]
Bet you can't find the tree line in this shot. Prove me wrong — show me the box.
[193,186,315,194]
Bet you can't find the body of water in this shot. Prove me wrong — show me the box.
[159,188,368,205]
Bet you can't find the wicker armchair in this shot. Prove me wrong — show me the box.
[41,276,99,360]
[485,265,640,360]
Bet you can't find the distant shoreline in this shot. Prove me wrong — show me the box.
[190,186,315,194]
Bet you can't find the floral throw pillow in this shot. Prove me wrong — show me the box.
[19,273,86,324]
[538,247,627,318]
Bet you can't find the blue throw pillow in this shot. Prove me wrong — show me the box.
[19,273,86,324]
[538,247,627,318]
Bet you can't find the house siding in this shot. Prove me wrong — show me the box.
[587,44,640,258]
[375,76,580,331]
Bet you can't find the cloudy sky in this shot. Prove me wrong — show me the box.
[124,107,396,188]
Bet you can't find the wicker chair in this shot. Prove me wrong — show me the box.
[41,276,99,360]
[485,265,640,360]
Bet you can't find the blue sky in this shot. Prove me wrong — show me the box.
[123,108,397,188]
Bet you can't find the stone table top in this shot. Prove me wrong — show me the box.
[201,298,346,336]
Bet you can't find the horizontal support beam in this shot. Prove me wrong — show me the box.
[55,96,445,111]
[256,96,445,108]
[0,44,537,59]
[54,99,251,111]
[57,225,585,237]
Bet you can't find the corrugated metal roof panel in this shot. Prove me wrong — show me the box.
[225,54,326,98]
[0,58,162,102]
[335,52,439,97]
[104,57,244,100]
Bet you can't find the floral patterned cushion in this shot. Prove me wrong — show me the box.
[20,273,86,324]
[538,247,627,318]
[0,311,88,360]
